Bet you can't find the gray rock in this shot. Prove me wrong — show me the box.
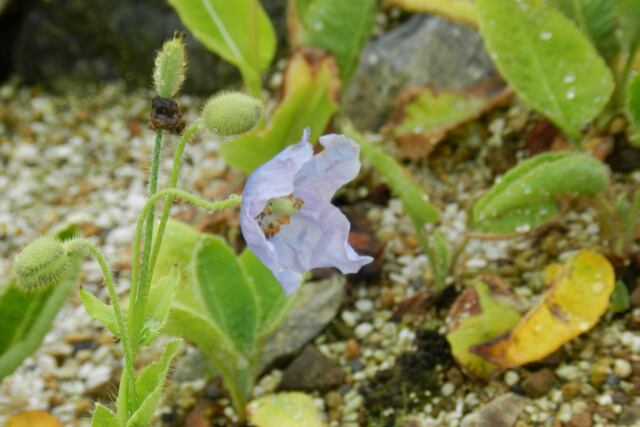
[343,15,496,131]
[260,275,345,371]
[618,406,640,426]
[461,393,527,427]
[172,347,218,383]
[280,345,344,391]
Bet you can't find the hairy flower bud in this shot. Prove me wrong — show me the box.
[14,237,69,293]
[153,33,187,98]
[202,92,262,136]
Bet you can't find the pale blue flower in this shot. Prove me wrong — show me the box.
[240,130,373,294]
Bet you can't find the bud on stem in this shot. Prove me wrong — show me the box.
[153,33,187,98]
[14,237,69,293]
[201,92,263,136]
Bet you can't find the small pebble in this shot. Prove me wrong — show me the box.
[614,359,632,379]
[354,323,373,339]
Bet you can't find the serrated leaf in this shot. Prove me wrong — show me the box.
[387,0,477,27]
[343,124,439,245]
[473,251,614,368]
[194,236,258,356]
[127,340,181,427]
[79,288,119,337]
[0,247,81,379]
[476,0,614,138]
[295,0,377,82]
[471,152,609,234]
[447,281,522,379]
[239,249,289,336]
[220,67,337,173]
[627,72,640,147]
[549,0,619,59]
[90,404,119,427]
[168,0,276,95]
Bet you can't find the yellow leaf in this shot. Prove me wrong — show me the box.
[6,410,62,427]
[247,392,326,427]
[473,251,614,369]
[385,0,477,27]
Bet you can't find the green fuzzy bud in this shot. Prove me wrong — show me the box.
[14,237,69,293]
[153,33,187,98]
[202,92,263,136]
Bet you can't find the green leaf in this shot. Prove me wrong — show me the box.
[152,220,201,286]
[193,236,258,356]
[239,249,288,336]
[548,0,619,59]
[141,267,181,346]
[343,123,440,245]
[476,0,614,138]
[0,249,81,379]
[91,403,119,427]
[471,152,610,234]
[168,0,276,95]
[295,0,377,82]
[127,340,181,427]
[79,288,119,337]
[386,0,477,27]
[616,0,640,50]
[610,280,631,313]
[248,392,325,427]
[627,72,640,146]
[425,231,450,289]
[220,70,337,173]
[447,281,522,379]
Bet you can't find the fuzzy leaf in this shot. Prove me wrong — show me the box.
[194,236,258,356]
[220,67,337,173]
[247,392,325,427]
[140,267,181,345]
[0,244,81,379]
[239,249,288,336]
[168,0,276,95]
[295,0,377,82]
[470,152,609,234]
[387,0,477,27]
[152,220,201,286]
[446,281,521,379]
[549,0,619,59]
[476,0,614,138]
[127,340,181,427]
[79,289,119,337]
[473,251,614,368]
[90,404,119,427]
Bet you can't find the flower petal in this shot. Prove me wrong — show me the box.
[293,134,361,201]
[269,191,373,293]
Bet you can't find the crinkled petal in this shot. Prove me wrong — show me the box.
[268,191,373,293]
[293,134,361,201]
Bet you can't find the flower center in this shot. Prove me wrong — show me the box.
[257,195,304,238]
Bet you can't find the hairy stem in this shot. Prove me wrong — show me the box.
[64,239,138,409]
[147,122,200,285]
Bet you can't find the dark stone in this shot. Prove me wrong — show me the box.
[343,14,496,131]
[280,345,345,392]
[521,368,556,398]
[8,0,288,94]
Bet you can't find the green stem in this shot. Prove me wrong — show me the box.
[129,130,163,351]
[64,239,138,410]
[129,189,241,346]
[147,122,200,286]
[617,41,640,108]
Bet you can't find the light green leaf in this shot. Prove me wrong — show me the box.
[627,72,640,146]
[0,237,81,380]
[386,0,477,27]
[193,236,258,356]
[471,152,610,233]
[549,0,619,59]
[220,70,337,173]
[295,0,377,82]
[447,281,522,379]
[152,220,201,287]
[425,231,450,289]
[140,267,181,346]
[79,289,118,337]
[168,0,276,95]
[248,392,325,427]
[91,403,119,427]
[476,0,614,138]
[343,123,440,245]
[239,249,288,336]
[127,340,181,427]
[616,0,640,50]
